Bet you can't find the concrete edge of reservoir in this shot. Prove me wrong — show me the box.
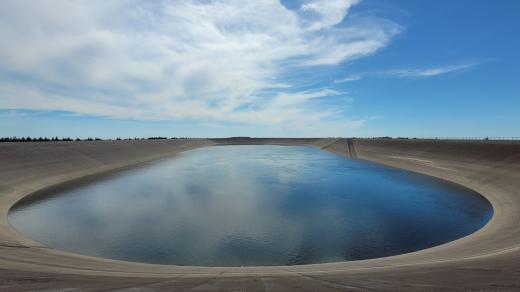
[1,138,520,291]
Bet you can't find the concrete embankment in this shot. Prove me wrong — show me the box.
[0,138,519,291]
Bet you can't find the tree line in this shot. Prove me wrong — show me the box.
[0,136,193,142]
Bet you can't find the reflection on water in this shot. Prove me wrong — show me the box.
[9,145,492,266]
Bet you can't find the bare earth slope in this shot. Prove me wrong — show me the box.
[0,138,519,291]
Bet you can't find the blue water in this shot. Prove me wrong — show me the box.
[8,145,492,266]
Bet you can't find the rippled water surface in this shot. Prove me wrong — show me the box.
[9,145,492,266]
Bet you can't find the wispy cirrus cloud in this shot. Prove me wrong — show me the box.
[333,75,362,83]
[381,63,478,78]
[0,0,401,134]
[334,62,479,83]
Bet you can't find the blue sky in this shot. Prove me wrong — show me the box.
[0,0,519,138]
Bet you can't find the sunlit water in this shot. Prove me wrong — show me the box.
[9,145,492,266]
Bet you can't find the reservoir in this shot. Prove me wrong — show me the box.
[8,145,492,266]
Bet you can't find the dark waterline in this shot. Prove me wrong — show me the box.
[9,145,492,266]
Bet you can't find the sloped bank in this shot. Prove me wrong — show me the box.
[0,138,519,291]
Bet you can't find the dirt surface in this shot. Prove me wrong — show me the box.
[1,138,520,291]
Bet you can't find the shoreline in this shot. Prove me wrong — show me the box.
[1,138,519,290]
[8,142,492,268]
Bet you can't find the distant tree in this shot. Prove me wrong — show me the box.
[147,136,167,140]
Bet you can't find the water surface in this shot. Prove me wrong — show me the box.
[9,145,492,266]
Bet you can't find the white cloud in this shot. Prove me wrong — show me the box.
[301,0,360,31]
[334,63,478,83]
[381,63,477,78]
[333,75,362,83]
[0,0,401,134]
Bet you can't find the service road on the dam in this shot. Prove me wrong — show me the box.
[1,138,519,291]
